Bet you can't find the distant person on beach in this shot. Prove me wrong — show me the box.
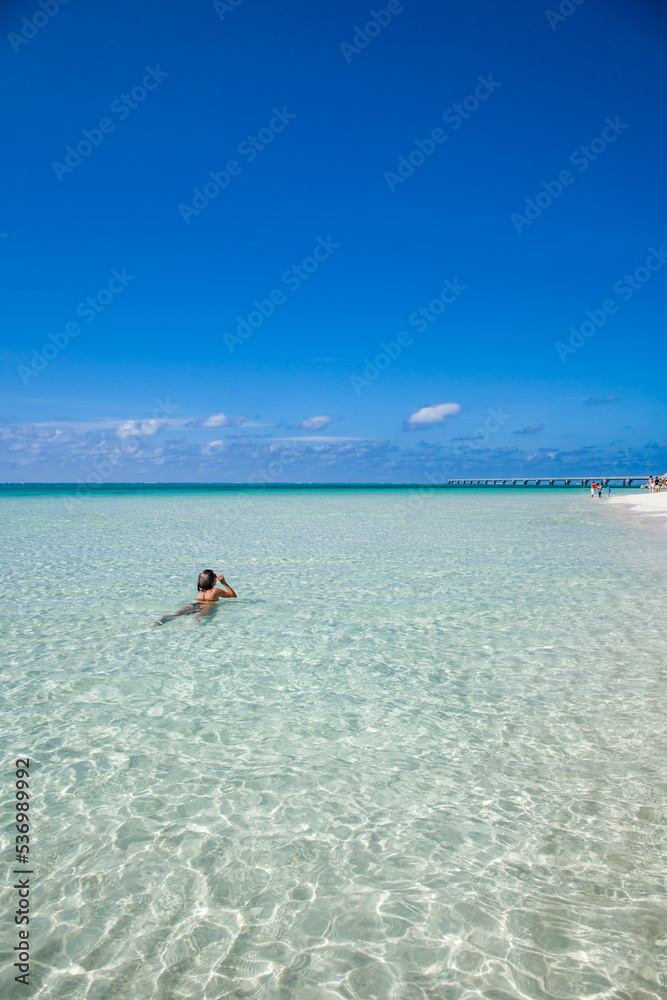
[153,570,237,625]
[607,486,611,497]
[590,482,596,497]
[598,483,602,497]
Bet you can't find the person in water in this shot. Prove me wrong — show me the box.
[153,569,237,625]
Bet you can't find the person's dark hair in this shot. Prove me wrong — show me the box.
[198,569,216,592]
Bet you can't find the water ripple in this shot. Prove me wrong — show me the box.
[1,490,666,999]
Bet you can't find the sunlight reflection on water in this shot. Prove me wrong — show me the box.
[1,488,666,999]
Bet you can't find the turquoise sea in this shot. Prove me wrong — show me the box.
[1,485,666,1000]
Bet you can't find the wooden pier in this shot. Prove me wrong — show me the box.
[444,476,648,487]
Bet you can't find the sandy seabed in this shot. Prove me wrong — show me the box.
[2,486,667,1000]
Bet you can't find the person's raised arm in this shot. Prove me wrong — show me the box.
[215,573,237,598]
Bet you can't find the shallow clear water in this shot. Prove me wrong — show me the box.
[1,486,666,999]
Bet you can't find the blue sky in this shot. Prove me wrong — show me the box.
[1,0,666,482]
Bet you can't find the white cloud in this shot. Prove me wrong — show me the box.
[273,436,364,443]
[192,412,264,429]
[300,415,336,431]
[584,395,619,405]
[514,424,544,435]
[201,440,225,456]
[406,403,461,429]
[32,418,124,433]
[24,418,188,433]
[201,412,232,428]
[116,419,165,439]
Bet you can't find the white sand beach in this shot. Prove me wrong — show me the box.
[607,489,667,525]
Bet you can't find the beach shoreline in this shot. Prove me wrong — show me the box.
[606,489,667,527]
